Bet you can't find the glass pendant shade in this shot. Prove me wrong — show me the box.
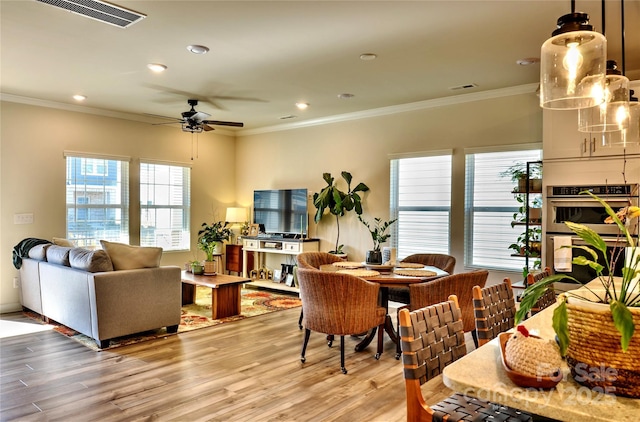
[602,101,640,147]
[578,62,630,132]
[540,13,607,110]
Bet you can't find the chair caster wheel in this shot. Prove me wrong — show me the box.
[341,367,347,374]
[301,357,306,363]
[375,353,381,360]
[327,341,333,347]
[395,353,401,360]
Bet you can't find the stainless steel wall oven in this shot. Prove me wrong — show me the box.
[546,184,638,285]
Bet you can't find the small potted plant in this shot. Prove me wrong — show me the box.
[359,216,397,264]
[500,162,542,192]
[198,221,232,274]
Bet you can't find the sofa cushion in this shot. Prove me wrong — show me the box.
[46,245,72,266]
[69,248,114,273]
[100,240,162,270]
[28,243,51,261]
[52,237,76,247]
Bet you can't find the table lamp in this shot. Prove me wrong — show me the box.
[226,207,248,244]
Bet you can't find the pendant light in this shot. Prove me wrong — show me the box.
[578,60,630,132]
[601,0,639,146]
[540,1,607,110]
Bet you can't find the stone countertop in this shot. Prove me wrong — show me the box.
[442,281,640,421]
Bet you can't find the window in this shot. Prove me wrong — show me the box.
[390,153,452,259]
[140,162,191,251]
[65,154,129,247]
[464,148,542,271]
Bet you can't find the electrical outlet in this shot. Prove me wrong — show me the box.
[13,277,19,289]
[14,213,34,224]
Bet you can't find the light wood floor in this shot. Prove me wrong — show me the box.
[0,308,455,422]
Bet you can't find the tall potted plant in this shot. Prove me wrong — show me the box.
[516,192,640,397]
[197,221,232,274]
[359,216,397,264]
[313,171,369,256]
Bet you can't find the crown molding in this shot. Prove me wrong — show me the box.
[2,83,538,137]
[237,83,539,136]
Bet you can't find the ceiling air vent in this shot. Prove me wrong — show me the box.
[35,0,146,28]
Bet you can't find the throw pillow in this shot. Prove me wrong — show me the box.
[28,243,51,261]
[69,248,114,273]
[46,245,72,266]
[52,237,75,247]
[99,240,162,270]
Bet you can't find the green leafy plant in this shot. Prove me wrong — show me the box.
[358,216,397,252]
[516,192,640,354]
[313,171,369,254]
[197,221,232,261]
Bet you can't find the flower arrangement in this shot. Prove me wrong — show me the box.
[358,216,397,252]
[197,221,232,261]
[516,191,640,354]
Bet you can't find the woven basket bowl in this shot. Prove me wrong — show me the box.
[566,295,640,398]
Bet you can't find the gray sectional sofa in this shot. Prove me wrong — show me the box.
[19,242,182,348]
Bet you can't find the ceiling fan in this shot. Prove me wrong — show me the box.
[154,99,244,133]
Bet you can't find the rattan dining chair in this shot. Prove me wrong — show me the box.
[399,295,533,422]
[388,253,456,305]
[409,270,488,347]
[472,277,517,347]
[526,267,556,315]
[296,267,385,374]
[295,252,346,329]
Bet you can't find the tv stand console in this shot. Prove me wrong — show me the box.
[241,237,319,286]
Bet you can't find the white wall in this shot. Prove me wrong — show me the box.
[1,89,542,312]
[0,102,237,312]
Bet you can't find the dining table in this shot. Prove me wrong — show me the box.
[441,279,640,421]
[320,263,448,358]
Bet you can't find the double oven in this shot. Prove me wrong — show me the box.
[545,184,638,284]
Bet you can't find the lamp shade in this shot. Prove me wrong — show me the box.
[578,61,630,132]
[540,13,607,110]
[226,207,247,223]
[601,101,640,147]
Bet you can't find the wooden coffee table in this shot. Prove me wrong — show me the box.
[181,271,251,319]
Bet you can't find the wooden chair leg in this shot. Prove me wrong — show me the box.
[340,335,347,374]
[375,323,384,360]
[301,328,311,363]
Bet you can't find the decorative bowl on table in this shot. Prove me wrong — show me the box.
[498,332,562,389]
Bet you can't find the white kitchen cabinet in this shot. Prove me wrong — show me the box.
[543,109,640,160]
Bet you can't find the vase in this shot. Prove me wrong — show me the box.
[366,250,382,264]
[204,260,217,275]
[191,263,204,275]
[212,242,223,254]
[565,293,640,398]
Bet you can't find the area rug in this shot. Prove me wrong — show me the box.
[24,287,301,351]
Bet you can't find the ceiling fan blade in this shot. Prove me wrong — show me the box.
[152,121,182,126]
[145,113,183,121]
[202,120,244,127]
[202,124,215,132]
[191,111,211,122]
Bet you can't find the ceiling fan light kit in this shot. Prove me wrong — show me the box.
[540,11,607,110]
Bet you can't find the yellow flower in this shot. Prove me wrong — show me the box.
[604,205,640,224]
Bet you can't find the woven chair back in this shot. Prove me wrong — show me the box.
[296,252,344,269]
[401,253,456,274]
[296,267,384,335]
[473,278,516,347]
[527,267,555,315]
[399,295,466,385]
[409,270,489,332]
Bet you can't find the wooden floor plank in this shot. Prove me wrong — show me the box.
[1,307,473,421]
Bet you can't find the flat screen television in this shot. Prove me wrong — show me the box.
[253,189,308,237]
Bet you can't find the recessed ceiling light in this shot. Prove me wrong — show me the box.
[359,53,377,61]
[187,45,209,55]
[338,93,355,99]
[73,94,86,101]
[147,63,167,72]
[516,57,540,66]
[296,102,309,110]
